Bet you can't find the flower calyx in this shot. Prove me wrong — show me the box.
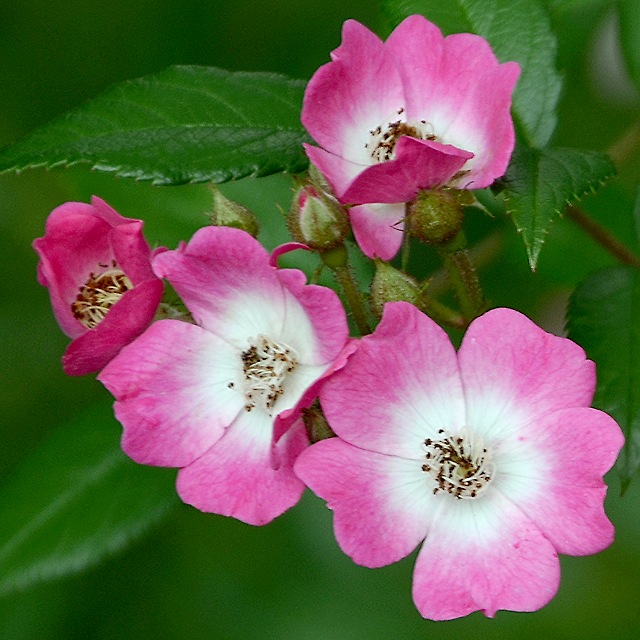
[370,260,422,319]
[208,186,259,238]
[408,188,472,246]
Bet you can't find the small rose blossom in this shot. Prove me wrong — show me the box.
[295,302,623,620]
[33,196,164,376]
[302,15,520,259]
[98,226,352,526]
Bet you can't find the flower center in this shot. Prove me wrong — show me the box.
[366,108,437,163]
[240,334,299,414]
[422,427,495,500]
[72,261,133,330]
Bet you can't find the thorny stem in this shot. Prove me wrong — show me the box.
[566,205,640,269]
[438,231,486,325]
[428,232,503,299]
[321,246,372,336]
[564,121,640,269]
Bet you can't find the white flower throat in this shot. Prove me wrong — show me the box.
[366,107,437,163]
[72,261,133,330]
[422,427,495,500]
[240,334,299,414]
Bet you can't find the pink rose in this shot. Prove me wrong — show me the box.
[295,302,623,619]
[99,226,353,525]
[302,15,520,259]
[34,196,164,375]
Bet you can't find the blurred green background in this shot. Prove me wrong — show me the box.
[2,0,640,638]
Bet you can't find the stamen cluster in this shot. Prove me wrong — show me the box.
[241,334,299,413]
[366,108,437,163]
[422,427,495,499]
[72,261,133,329]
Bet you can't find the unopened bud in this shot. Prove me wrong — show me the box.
[287,184,349,251]
[208,187,259,237]
[371,260,422,319]
[408,188,466,245]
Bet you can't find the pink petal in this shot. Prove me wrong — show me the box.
[63,278,163,376]
[33,203,117,337]
[154,226,347,370]
[302,19,405,163]
[303,144,364,199]
[320,301,465,459]
[386,16,519,188]
[177,409,306,525]
[496,407,623,556]
[294,438,433,566]
[152,227,291,340]
[349,203,404,260]
[98,320,244,467]
[412,492,560,620]
[269,242,310,267]
[89,195,131,227]
[276,269,349,365]
[459,308,596,427]
[110,219,157,284]
[340,137,472,205]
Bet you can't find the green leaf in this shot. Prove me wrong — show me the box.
[567,266,640,490]
[619,0,640,92]
[0,403,178,595]
[0,66,310,186]
[380,0,563,147]
[504,146,615,269]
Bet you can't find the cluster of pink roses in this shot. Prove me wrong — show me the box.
[34,16,623,621]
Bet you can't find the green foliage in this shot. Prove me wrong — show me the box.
[619,0,640,93]
[0,403,177,595]
[380,0,563,147]
[504,146,615,269]
[0,66,310,186]
[568,266,640,491]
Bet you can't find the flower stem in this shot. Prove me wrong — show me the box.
[566,205,640,269]
[418,294,466,329]
[321,246,372,335]
[438,231,486,324]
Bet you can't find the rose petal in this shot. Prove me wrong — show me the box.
[340,137,472,205]
[63,278,163,376]
[495,407,623,555]
[320,301,465,459]
[99,320,244,467]
[412,492,560,620]
[459,308,596,434]
[349,203,404,260]
[295,438,433,566]
[177,409,306,525]
[302,19,405,163]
